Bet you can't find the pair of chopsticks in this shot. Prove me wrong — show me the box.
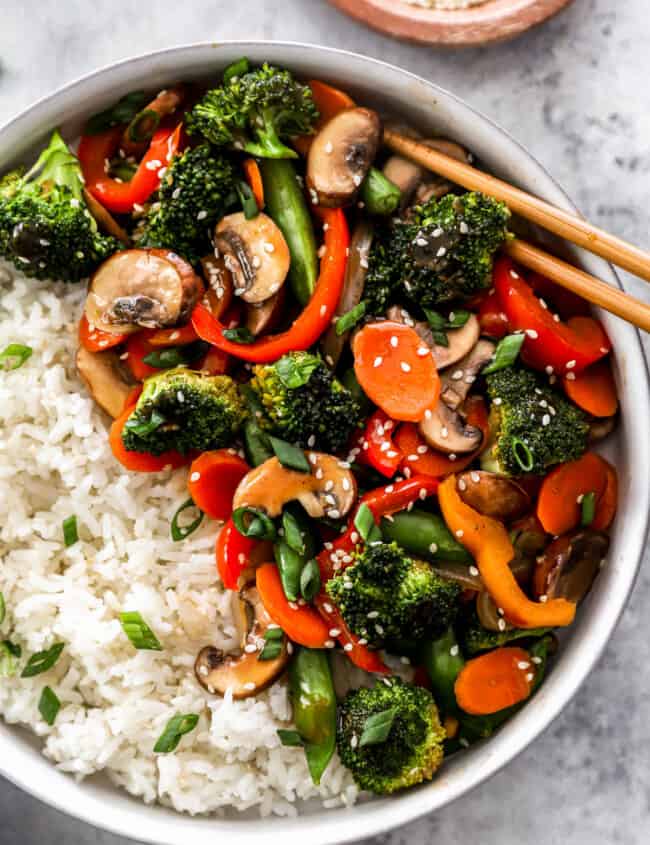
[384,128,650,334]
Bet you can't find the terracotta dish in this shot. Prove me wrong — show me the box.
[327,0,576,46]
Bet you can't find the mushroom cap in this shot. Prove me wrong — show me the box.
[533,530,609,604]
[232,453,357,520]
[456,471,530,522]
[440,338,496,411]
[418,400,483,455]
[215,212,290,304]
[307,107,382,207]
[194,586,288,699]
[85,247,202,333]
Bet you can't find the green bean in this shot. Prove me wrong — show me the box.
[380,509,472,563]
[288,648,337,785]
[420,627,465,716]
[260,159,318,305]
[359,167,401,216]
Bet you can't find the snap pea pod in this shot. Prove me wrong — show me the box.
[259,159,319,305]
[359,167,401,216]
[380,509,472,563]
[288,648,337,785]
[274,504,316,602]
[420,626,465,716]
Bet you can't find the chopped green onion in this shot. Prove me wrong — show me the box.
[62,515,78,548]
[223,327,256,344]
[300,559,321,603]
[84,91,148,135]
[335,302,367,336]
[0,641,21,678]
[232,506,277,541]
[269,436,310,474]
[143,347,188,369]
[259,628,285,661]
[0,344,33,371]
[446,309,471,328]
[482,333,526,375]
[282,510,305,555]
[581,491,597,527]
[21,643,64,678]
[38,686,61,726]
[423,308,446,330]
[353,503,381,543]
[111,161,137,182]
[235,180,259,220]
[359,707,398,747]
[276,355,320,389]
[126,109,161,144]
[124,409,166,437]
[119,612,162,651]
[423,309,471,348]
[512,437,534,473]
[223,57,250,85]
[0,592,5,626]
[277,729,304,747]
[153,713,199,753]
[171,498,204,541]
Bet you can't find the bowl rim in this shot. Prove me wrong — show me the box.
[0,39,648,845]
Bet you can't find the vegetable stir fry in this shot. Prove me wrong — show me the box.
[1,60,620,797]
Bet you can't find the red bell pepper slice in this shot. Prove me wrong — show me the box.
[216,517,260,591]
[478,291,510,339]
[494,255,611,375]
[79,314,130,352]
[355,409,403,478]
[125,331,158,380]
[191,208,349,363]
[313,594,389,674]
[78,124,183,214]
[147,323,199,347]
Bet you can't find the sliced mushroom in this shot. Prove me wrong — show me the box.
[386,307,480,371]
[322,219,374,366]
[245,286,286,336]
[307,108,382,207]
[215,212,290,304]
[533,529,609,604]
[82,188,130,245]
[232,453,356,520]
[588,415,617,444]
[200,253,234,321]
[418,400,483,455]
[194,585,288,699]
[457,471,530,522]
[85,247,203,333]
[440,339,496,411]
[76,345,134,418]
[382,156,425,209]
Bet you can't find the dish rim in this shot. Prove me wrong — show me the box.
[0,39,648,845]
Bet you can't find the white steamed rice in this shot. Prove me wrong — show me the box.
[0,262,361,816]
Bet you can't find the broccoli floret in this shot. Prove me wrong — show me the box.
[326,542,461,649]
[0,131,120,282]
[249,352,361,454]
[121,368,247,455]
[481,366,589,476]
[363,191,510,315]
[337,677,446,795]
[137,144,236,265]
[186,63,318,159]
[461,610,550,656]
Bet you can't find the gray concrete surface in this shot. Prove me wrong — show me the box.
[1,0,649,842]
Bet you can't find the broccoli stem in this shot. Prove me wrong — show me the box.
[247,108,298,159]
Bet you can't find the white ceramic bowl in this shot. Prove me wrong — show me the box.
[0,41,648,845]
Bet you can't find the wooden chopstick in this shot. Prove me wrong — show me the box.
[506,238,650,333]
[384,127,650,285]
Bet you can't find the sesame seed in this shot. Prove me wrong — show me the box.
[415,237,428,247]
[244,643,257,654]
[441,426,449,439]
[320,304,327,317]
[417,346,429,357]
[510,270,520,279]
[448,454,457,461]
[553,313,561,323]
[424,408,433,420]
[545,365,554,375]
[469,566,479,576]
[328,509,341,519]
[539,594,548,603]
[324,141,333,154]
[493,397,503,406]
[329,628,341,638]
[518,661,531,670]
[455,529,464,538]
[407,454,418,462]
[526,673,535,683]
[566,359,576,369]
[437,246,447,258]
[390,335,399,348]
[576,493,584,504]
[498,618,507,631]
[531,656,542,665]
[526,329,539,339]
[429,542,438,554]
[343,643,353,652]
[458,478,467,491]
[289,601,299,610]
[318,245,327,258]
[400,361,411,373]
[315,468,323,480]
[417,445,428,455]
[542,414,551,426]
[373,356,383,368]
[190,472,201,482]
[243,681,256,691]
[459,221,469,235]
[375,623,384,635]
[400,655,411,665]
[566,372,576,381]
[450,644,460,657]
[342,478,351,491]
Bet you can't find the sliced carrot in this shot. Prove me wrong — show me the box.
[243,158,265,209]
[125,332,158,381]
[536,452,609,536]
[394,396,488,477]
[562,358,618,418]
[188,450,250,521]
[592,458,618,531]
[147,323,199,347]
[293,80,355,156]
[454,647,535,716]
[256,563,330,648]
[109,400,189,473]
[353,322,440,422]
[438,475,576,628]
[78,314,130,352]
